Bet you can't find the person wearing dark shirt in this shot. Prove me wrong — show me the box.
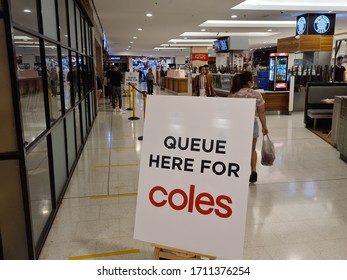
[160,67,166,90]
[335,56,346,82]
[107,64,123,112]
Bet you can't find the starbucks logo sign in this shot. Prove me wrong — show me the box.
[314,15,330,34]
[297,16,306,35]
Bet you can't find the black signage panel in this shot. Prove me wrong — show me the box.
[296,13,336,35]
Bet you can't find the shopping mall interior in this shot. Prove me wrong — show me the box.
[1,0,347,260]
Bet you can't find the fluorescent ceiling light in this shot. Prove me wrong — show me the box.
[161,44,213,47]
[137,28,143,31]
[169,39,216,43]
[146,13,153,17]
[200,20,296,28]
[154,47,187,50]
[201,29,206,32]
[231,15,238,18]
[133,36,137,39]
[180,32,279,37]
[231,0,347,11]
[23,9,31,13]
[14,36,33,40]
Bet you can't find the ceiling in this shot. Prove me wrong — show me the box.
[94,0,347,57]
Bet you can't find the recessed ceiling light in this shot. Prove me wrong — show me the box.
[138,28,143,31]
[130,42,134,44]
[133,36,137,39]
[24,9,31,13]
[146,13,153,17]
[231,15,237,18]
[201,29,206,32]
[267,29,272,32]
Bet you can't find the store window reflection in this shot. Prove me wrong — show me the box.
[45,42,61,121]
[26,138,52,249]
[68,52,79,101]
[14,30,46,146]
[58,0,69,46]
[61,48,72,109]
[68,0,76,49]
[10,0,38,32]
[41,0,57,40]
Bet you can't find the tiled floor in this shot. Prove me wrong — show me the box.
[40,84,347,260]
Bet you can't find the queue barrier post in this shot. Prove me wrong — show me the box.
[128,84,140,120]
[137,91,147,141]
[126,82,133,111]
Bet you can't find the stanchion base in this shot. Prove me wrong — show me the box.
[128,117,140,120]
[126,108,133,111]
[138,136,143,141]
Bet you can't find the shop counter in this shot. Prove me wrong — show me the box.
[215,88,290,113]
[17,70,42,95]
[165,77,188,94]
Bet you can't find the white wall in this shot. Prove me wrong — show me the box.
[216,53,229,68]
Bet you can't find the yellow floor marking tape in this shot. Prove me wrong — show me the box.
[68,249,140,260]
[95,163,138,169]
[90,193,137,199]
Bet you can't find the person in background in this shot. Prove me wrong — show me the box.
[107,64,123,112]
[160,67,166,90]
[96,75,103,107]
[204,64,216,97]
[50,68,58,97]
[146,69,154,95]
[229,71,269,183]
[334,56,346,82]
[246,61,253,72]
[193,66,210,97]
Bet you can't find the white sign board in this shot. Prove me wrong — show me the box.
[125,72,139,86]
[134,96,255,259]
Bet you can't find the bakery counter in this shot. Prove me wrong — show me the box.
[215,88,289,113]
[18,77,43,95]
[165,77,188,94]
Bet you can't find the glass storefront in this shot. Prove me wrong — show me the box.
[8,0,96,258]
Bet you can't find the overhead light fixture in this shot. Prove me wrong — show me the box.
[154,47,188,50]
[126,49,129,51]
[200,20,296,28]
[14,36,33,40]
[138,28,143,31]
[267,29,272,32]
[133,36,137,39]
[146,13,153,17]
[201,29,206,32]
[231,15,238,18]
[231,1,347,11]
[180,31,279,37]
[128,46,131,48]
[169,39,216,43]
[161,43,213,47]
[130,42,134,44]
[24,9,31,13]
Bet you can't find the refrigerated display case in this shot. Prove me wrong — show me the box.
[269,53,289,91]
